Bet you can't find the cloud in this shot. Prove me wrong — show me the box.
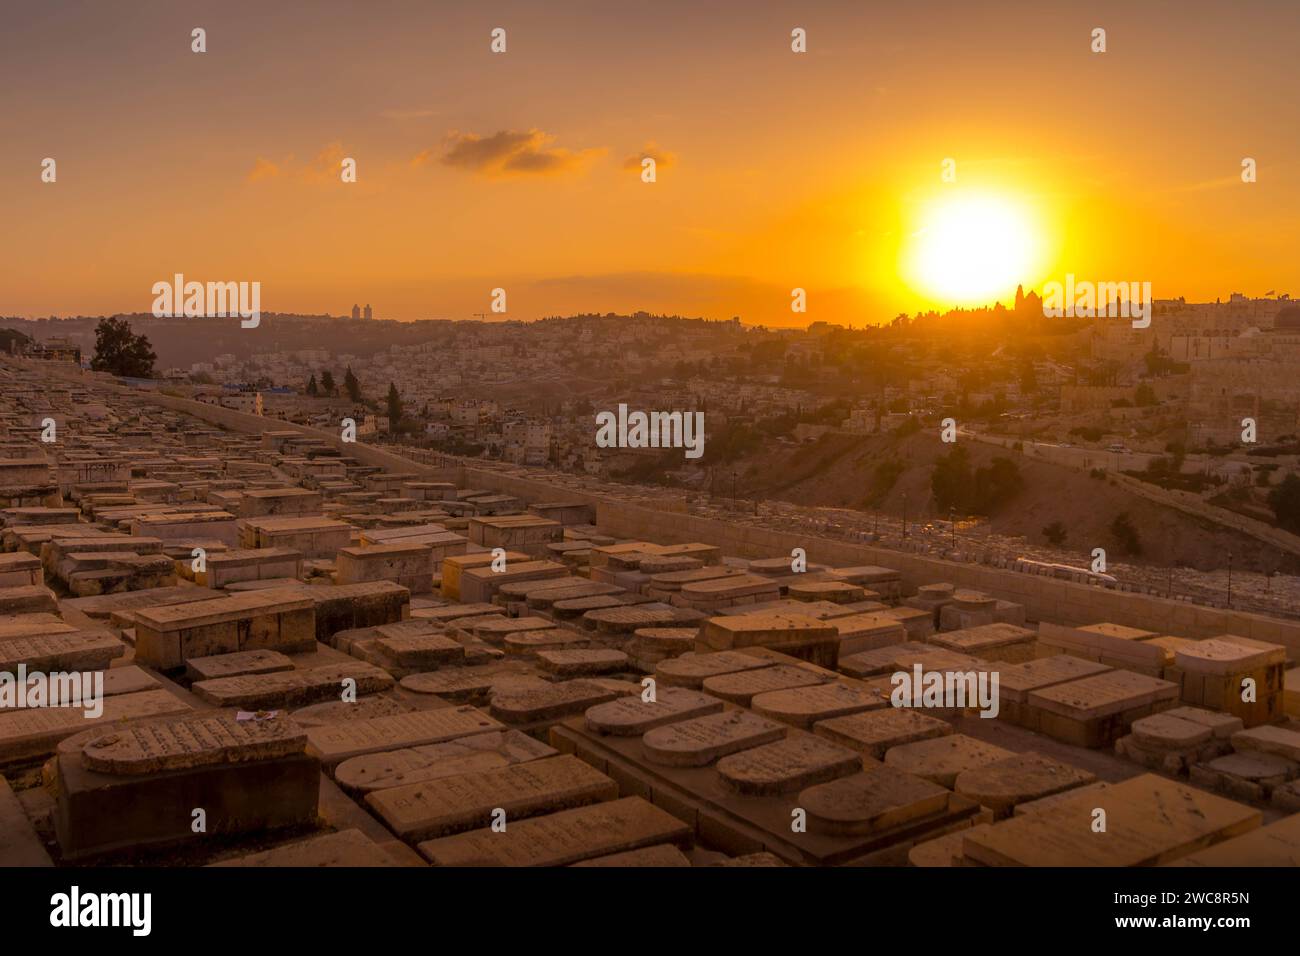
[246,157,281,182]
[245,143,348,185]
[622,143,677,174]
[433,129,599,177]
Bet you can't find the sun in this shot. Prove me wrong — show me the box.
[903,193,1042,307]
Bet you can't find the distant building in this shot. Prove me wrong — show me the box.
[351,304,361,320]
[364,304,373,320]
[27,337,81,364]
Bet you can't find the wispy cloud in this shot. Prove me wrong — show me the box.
[424,129,601,177]
[622,142,677,174]
[245,142,349,184]
[380,107,439,121]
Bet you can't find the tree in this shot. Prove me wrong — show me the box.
[320,370,336,395]
[1268,474,1300,534]
[385,382,403,429]
[931,446,973,512]
[1110,512,1142,555]
[1042,521,1068,546]
[306,374,318,396]
[90,317,156,378]
[344,366,361,402]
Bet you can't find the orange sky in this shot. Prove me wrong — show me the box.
[4,0,1300,325]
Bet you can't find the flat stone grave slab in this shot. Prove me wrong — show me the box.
[0,630,124,674]
[584,688,724,736]
[799,764,951,836]
[655,651,775,689]
[997,655,1114,705]
[307,705,503,764]
[751,682,890,728]
[961,773,1261,866]
[412,603,501,624]
[1231,724,1300,762]
[930,623,1036,659]
[1164,706,1243,739]
[80,713,306,775]
[504,629,591,655]
[191,662,395,709]
[471,616,556,643]
[524,582,623,610]
[535,648,629,677]
[953,751,1097,818]
[701,663,833,705]
[290,695,417,728]
[1027,670,1178,719]
[1174,813,1300,866]
[716,734,861,795]
[837,642,934,678]
[0,688,191,764]
[417,796,690,866]
[210,828,396,867]
[399,667,543,704]
[185,649,294,682]
[366,753,618,841]
[375,630,464,668]
[814,708,954,760]
[552,596,627,619]
[884,733,1015,788]
[571,845,692,867]
[584,606,679,634]
[642,709,787,767]
[334,729,556,794]
[1130,712,1213,749]
[490,679,622,725]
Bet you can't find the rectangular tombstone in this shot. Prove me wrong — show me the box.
[133,587,317,669]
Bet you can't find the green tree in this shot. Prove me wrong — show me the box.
[1267,474,1300,534]
[320,370,336,395]
[385,382,403,429]
[90,317,156,378]
[306,374,318,396]
[344,366,361,402]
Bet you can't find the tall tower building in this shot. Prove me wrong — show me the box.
[350,303,360,320]
[364,303,373,320]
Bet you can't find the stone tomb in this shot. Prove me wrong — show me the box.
[799,764,951,836]
[52,712,319,860]
[1026,669,1179,748]
[953,751,1096,820]
[960,773,1260,866]
[336,542,436,595]
[641,710,787,767]
[133,587,316,669]
[366,753,618,842]
[417,795,691,866]
[715,734,861,795]
[1174,636,1286,727]
[307,705,505,766]
[697,613,840,669]
[191,661,395,710]
[883,734,1014,788]
[334,729,556,794]
[814,708,954,761]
